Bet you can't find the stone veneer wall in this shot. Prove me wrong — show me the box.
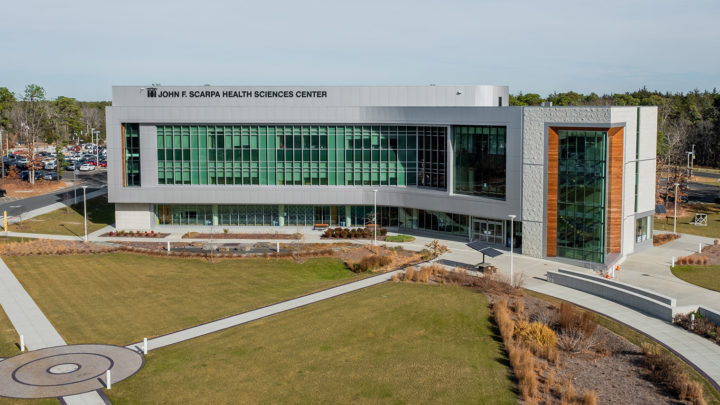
[521,107,612,259]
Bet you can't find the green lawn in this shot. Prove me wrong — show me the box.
[0,305,20,358]
[655,202,720,238]
[671,265,720,292]
[8,195,113,236]
[5,254,362,346]
[105,282,515,404]
[385,234,416,242]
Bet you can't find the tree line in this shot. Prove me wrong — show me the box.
[0,84,108,151]
[511,88,720,170]
[0,84,108,183]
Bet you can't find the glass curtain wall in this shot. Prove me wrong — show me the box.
[156,125,446,190]
[124,124,141,186]
[556,130,607,263]
[452,126,506,199]
[397,208,468,236]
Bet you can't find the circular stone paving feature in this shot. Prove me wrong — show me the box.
[47,363,80,374]
[0,344,144,399]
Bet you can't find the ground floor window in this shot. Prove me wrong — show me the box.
[635,216,652,243]
[155,204,469,237]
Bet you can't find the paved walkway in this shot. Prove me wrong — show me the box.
[127,269,403,352]
[0,258,110,404]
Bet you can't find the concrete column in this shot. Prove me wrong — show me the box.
[412,208,419,229]
[212,204,218,226]
[345,205,351,227]
[278,205,285,226]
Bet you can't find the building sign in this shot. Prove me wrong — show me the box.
[145,88,327,99]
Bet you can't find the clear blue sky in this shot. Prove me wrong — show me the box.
[2,0,718,101]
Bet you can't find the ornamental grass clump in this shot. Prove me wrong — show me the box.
[641,342,707,405]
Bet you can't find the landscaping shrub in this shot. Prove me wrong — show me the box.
[403,267,416,282]
[673,312,720,345]
[558,302,597,338]
[641,342,707,405]
[581,390,598,405]
[323,229,332,238]
[514,320,557,349]
[352,255,392,273]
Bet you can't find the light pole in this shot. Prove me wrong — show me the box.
[373,189,378,246]
[508,214,516,287]
[686,152,692,179]
[673,182,680,234]
[82,186,88,241]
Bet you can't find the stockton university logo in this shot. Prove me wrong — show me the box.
[146,87,157,98]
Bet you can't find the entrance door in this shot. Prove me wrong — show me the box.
[471,218,504,245]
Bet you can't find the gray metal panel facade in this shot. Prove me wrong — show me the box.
[106,104,523,221]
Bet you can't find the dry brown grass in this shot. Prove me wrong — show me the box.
[403,267,416,282]
[581,390,598,405]
[559,302,597,338]
[641,342,707,405]
[0,239,112,256]
[494,299,540,403]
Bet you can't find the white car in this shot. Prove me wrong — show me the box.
[44,161,57,170]
[79,163,96,171]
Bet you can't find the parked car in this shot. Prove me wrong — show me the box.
[79,163,96,171]
[66,161,83,170]
[42,171,60,181]
[98,161,107,168]
[0,189,6,197]
[44,161,57,170]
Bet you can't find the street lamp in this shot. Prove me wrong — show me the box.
[508,214,516,287]
[82,186,88,241]
[686,152,693,179]
[673,183,680,234]
[373,189,378,246]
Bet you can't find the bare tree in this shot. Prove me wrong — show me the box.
[10,85,49,185]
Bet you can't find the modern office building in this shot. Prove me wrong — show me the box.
[106,85,657,267]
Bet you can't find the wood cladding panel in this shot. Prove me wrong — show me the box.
[607,127,624,254]
[546,128,559,257]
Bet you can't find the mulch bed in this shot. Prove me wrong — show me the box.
[183,233,301,240]
[101,232,170,238]
[653,233,681,246]
[519,294,683,405]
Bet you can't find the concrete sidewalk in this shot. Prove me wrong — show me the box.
[128,269,403,352]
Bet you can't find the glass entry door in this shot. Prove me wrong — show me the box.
[471,218,504,245]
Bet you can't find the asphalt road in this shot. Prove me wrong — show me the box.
[0,170,107,218]
[694,170,720,179]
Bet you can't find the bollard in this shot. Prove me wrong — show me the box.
[672,256,675,266]
[276,241,279,252]
[20,335,24,352]
[167,241,171,253]
[106,370,111,389]
[699,243,702,253]
[143,337,148,355]
[690,313,695,331]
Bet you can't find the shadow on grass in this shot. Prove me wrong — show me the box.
[66,195,114,228]
[61,223,82,238]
